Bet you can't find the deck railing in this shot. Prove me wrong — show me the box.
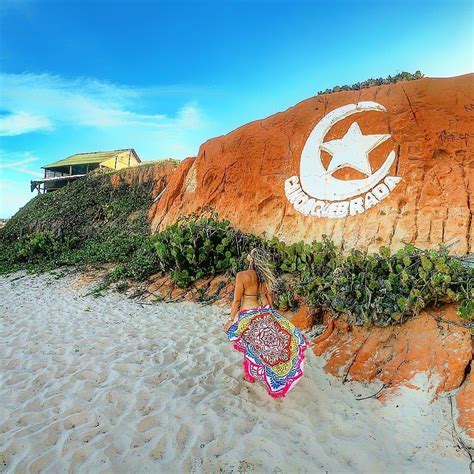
[45,170,69,179]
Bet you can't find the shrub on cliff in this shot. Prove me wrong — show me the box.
[317,71,424,95]
[150,211,261,287]
[299,243,473,326]
[0,170,155,273]
[143,214,473,324]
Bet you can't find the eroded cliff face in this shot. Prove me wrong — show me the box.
[312,306,471,394]
[311,305,473,442]
[149,75,473,254]
[141,76,474,440]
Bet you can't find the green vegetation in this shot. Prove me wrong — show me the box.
[317,71,424,96]
[137,158,180,168]
[294,241,474,325]
[1,171,472,326]
[0,168,154,275]
[151,212,261,286]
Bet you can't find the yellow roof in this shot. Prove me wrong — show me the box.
[42,149,139,169]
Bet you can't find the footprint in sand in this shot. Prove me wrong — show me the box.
[40,421,62,448]
[139,401,159,417]
[176,424,189,450]
[28,448,56,473]
[149,436,167,461]
[68,446,93,472]
[63,413,88,430]
[144,372,169,386]
[136,413,162,433]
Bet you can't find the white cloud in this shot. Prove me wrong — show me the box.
[0,111,53,136]
[176,102,202,130]
[0,151,43,218]
[0,150,43,177]
[0,73,207,135]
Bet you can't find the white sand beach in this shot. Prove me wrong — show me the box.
[0,272,470,473]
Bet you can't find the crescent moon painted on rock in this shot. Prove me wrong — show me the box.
[299,101,396,201]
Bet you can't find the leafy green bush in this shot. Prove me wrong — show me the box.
[272,277,299,312]
[0,168,158,275]
[107,239,160,282]
[146,214,473,324]
[14,231,65,262]
[270,237,339,280]
[151,212,261,287]
[299,244,473,326]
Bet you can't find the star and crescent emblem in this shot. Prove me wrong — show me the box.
[285,101,401,218]
[321,121,390,177]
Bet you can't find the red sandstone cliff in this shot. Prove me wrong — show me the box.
[111,161,178,197]
[149,74,474,254]
[139,75,474,441]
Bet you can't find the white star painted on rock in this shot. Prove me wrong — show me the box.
[320,122,390,176]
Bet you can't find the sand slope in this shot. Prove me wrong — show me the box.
[0,273,470,473]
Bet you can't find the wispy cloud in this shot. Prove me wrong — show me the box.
[0,150,43,177]
[0,73,207,136]
[0,111,53,136]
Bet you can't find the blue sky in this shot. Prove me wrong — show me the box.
[0,0,472,218]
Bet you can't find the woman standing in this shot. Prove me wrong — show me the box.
[223,248,308,398]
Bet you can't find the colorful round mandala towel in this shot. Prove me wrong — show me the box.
[226,305,308,398]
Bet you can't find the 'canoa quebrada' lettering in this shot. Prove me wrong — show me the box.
[285,175,401,218]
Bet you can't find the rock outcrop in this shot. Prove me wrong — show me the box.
[149,74,473,254]
[312,306,471,394]
[456,360,474,441]
[111,161,178,198]
[142,76,474,441]
[311,305,473,440]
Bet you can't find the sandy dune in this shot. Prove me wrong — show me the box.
[0,272,470,473]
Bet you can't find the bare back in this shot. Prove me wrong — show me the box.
[233,269,272,311]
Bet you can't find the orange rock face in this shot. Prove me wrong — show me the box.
[141,77,474,438]
[288,306,318,331]
[110,161,178,198]
[149,75,474,254]
[312,305,473,438]
[313,306,471,394]
[456,361,474,440]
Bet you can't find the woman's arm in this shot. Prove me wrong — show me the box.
[223,273,244,332]
[230,273,244,321]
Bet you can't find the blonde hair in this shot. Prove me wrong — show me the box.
[248,247,276,292]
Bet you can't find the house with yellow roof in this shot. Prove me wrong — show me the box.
[31,149,141,193]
